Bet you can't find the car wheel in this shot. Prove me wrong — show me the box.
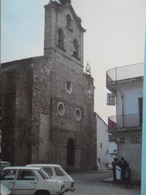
[35,190,50,195]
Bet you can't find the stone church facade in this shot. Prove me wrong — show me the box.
[1,0,96,171]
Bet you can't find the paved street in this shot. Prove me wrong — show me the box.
[65,171,141,195]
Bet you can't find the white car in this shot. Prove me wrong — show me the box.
[26,164,75,192]
[0,161,11,172]
[1,166,65,195]
[0,184,12,195]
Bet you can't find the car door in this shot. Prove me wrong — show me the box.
[13,170,38,195]
[1,169,16,191]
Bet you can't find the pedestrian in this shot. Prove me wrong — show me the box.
[124,164,132,188]
[119,157,128,181]
[112,157,118,181]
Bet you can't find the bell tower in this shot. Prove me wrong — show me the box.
[44,0,86,70]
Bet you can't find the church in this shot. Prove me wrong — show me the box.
[1,0,97,171]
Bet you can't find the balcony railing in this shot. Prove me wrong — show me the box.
[106,63,144,86]
[108,113,142,129]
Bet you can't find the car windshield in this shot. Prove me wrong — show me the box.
[39,168,50,179]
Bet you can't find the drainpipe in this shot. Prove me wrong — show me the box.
[121,93,124,128]
[115,67,117,82]
[50,71,53,162]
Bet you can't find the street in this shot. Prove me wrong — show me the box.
[65,172,141,195]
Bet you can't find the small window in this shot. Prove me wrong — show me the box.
[66,81,72,94]
[100,143,102,148]
[57,102,65,116]
[75,108,81,121]
[67,14,72,28]
[73,39,79,58]
[58,28,64,49]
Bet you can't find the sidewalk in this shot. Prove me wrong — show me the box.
[103,177,141,186]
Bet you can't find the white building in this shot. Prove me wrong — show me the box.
[95,114,109,170]
[108,134,117,167]
[106,62,143,181]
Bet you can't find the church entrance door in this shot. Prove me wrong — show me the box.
[67,139,75,166]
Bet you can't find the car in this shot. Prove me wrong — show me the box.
[0,161,11,172]
[26,164,75,192]
[0,184,12,195]
[0,166,65,195]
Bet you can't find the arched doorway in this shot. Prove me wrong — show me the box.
[67,139,75,166]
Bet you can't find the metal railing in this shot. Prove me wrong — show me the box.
[108,113,142,129]
[106,63,144,85]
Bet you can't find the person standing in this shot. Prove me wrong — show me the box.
[112,158,118,181]
[124,164,132,188]
[120,157,128,181]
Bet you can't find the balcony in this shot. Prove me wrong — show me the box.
[108,113,142,131]
[106,63,144,90]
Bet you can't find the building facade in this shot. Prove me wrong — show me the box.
[95,113,109,170]
[108,134,117,168]
[1,0,97,171]
[106,62,143,181]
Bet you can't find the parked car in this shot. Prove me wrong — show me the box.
[0,166,65,195]
[0,161,11,172]
[26,164,75,192]
[0,184,12,195]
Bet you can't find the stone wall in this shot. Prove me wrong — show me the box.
[1,59,34,165]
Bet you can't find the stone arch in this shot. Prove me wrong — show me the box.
[67,138,75,166]
[65,132,75,166]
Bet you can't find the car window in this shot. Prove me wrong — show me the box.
[54,167,64,176]
[1,170,16,180]
[0,162,11,172]
[39,169,50,179]
[43,167,53,177]
[17,170,37,180]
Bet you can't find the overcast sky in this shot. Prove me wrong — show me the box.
[1,0,146,122]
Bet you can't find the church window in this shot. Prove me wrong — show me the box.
[73,39,79,59]
[75,108,81,121]
[57,102,65,116]
[58,28,64,49]
[66,14,72,28]
[66,81,72,94]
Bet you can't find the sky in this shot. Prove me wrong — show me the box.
[1,0,146,123]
